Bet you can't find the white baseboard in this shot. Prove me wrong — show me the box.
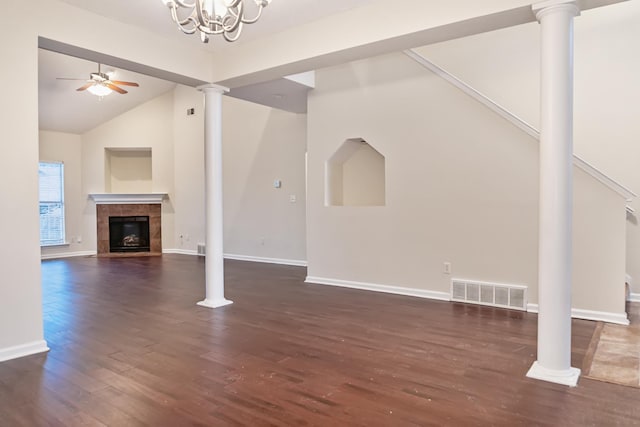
[629,293,640,303]
[41,250,96,260]
[0,340,49,363]
[162,250,308,267]
[224,253,308,267]
[526,303,629,325]
[305,276,451,302]
[163,249,198,256]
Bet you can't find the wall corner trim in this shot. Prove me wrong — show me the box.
[305,276,451,302]
[0,340,49,363]
[526,303,630,325]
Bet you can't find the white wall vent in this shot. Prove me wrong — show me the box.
[197,243,206,256]
[451,279,527,311]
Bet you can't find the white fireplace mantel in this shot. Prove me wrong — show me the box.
[89,193,168,204]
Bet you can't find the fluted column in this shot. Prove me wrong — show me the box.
[526,0,580,387]
[197,84,232,309]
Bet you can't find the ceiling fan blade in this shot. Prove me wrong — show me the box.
[105,83,127,94]
[57,77,89,81]
[110,80,139,87]
[76,82,93,92]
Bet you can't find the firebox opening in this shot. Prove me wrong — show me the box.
[109,216,150,253]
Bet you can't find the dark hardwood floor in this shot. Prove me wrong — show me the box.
[1,255,639,426]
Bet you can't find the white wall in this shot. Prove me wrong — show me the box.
[172,85,206,253]
[171,86,308,262]
[0,2,46,358]
[573,167,627,313]
[39,131,89,258]
[306,51,627,318]
[415,1,640,292]
[105,149,153,194]
[222,96,307,262]
[341,143,386,207]
[82,90,176,251]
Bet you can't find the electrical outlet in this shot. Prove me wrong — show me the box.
[289,194,297,203]
[443,262,452,274]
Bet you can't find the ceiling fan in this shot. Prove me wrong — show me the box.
[57,64,139,96]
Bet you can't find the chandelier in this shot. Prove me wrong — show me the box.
[161,0,272,43]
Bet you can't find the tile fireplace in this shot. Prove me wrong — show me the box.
[91,193,166,257]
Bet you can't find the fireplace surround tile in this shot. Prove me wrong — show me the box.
[96,203,162,257]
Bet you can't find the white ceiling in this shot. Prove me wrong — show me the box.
[57,0,377,51]
[40,0,377,134]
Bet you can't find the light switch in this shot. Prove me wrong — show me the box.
[274,179,281,188]
[289,195,297,203]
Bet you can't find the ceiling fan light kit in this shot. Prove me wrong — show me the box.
[58,63,140,98]
[87,84,113,97]
[161,0,271,43]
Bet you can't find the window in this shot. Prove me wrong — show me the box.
[39,162,65,246]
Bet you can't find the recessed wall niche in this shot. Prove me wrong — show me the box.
[326,138,386,206]
[104,148,152,193]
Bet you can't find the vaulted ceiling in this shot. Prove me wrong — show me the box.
[38,0,628,134]
[39,0,377,134]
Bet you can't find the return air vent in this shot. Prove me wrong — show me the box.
[451,279,527,311]
[197,243,206,256]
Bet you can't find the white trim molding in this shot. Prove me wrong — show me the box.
[629,293,640,303]
[572,156,636,201]
[41,250,97,260]
[403,49,540,139]
[305,276,451,302]
[527,303,630,325]
[224,253,308,267]
[89,193,168,204]
[162,250,308,267]
[0,340,49,363]
[163,249,198,256]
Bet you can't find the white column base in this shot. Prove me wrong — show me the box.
[526,361,581,387]
[197,298,233,309]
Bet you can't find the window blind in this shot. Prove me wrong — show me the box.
[39,162,65,246]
